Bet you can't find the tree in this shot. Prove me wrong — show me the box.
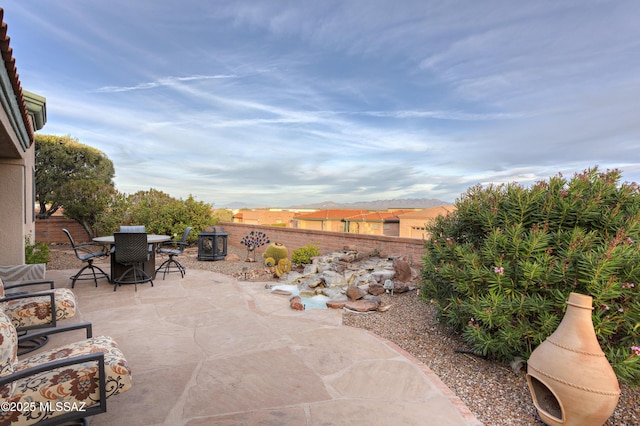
[59,180,116,237]
[212,208,234,223]
[35,134,115,219]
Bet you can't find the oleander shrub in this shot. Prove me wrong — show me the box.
[421,167,640,386]
[292,243,321,266]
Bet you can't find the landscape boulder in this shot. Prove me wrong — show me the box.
[290,296,304,311]
[371,269,396,283]
[344,299,379,312]
[326,295,349,309]
[301,275,324,289]
[346,285,367,301]
[303,263,318,275]
[393,257,413,282]
[320,270,347,288]
[368,282,386,296]
[393,282,411,294]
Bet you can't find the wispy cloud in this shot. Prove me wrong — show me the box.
[95,74,238,93]
[354,110,532,121]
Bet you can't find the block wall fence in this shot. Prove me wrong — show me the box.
[35,217,88,244]
[220,223,426,265]
[35,219,427,265]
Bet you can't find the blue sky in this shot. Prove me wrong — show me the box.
[6,1,640,207]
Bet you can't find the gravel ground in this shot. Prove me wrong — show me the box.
[47,243,638,425]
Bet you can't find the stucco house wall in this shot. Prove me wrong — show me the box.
[398,206,457,239]
[296,218,344,232]
[233,210,297,227]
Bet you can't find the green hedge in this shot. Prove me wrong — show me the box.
[421,168,639,385]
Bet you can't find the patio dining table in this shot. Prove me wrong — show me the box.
[93,234,171,283]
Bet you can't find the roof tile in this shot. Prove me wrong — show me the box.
[0,9,34,143]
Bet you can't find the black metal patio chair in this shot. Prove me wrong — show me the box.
[62,228,110,288]
[112,232,154,291]
[155,226,192,279]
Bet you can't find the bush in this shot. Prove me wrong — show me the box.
[292,243,321,266]
[421,167,640,385]
[96,189,214,244]
[25,236,50,264]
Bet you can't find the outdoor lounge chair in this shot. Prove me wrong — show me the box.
[112,232,154,291]
[63,228,110,288]
[0,264,76,355]
[0,312,133,425]
[155,226,192,279]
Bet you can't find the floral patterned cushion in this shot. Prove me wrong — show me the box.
[1,288,76,329]
[0,311,18,396]
[1,335,132,425]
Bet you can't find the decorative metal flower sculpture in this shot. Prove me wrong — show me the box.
[240,231,270,262]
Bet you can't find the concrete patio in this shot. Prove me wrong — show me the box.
[38,267,482,426]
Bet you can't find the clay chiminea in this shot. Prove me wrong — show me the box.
[526,292,620,425]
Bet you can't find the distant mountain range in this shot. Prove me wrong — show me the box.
[219,198,453,210]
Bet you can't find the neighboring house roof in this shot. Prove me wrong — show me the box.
[295,209,411,223]
[397,205,457,220]
[295,209,371,221]
[344,210,411,223]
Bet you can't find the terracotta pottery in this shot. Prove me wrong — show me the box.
[526,292,620,425]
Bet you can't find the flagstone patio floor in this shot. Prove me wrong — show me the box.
[40,268,482,426]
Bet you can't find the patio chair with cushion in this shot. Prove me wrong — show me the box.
[63,228,110,288]
[155,226,192,279]
[0,311,133,425]
[0,264,77,355]
[112,232,154,291]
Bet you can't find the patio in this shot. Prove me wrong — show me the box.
[36,267,481,425]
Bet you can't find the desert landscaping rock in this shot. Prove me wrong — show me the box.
[346,285,367,301]
[392,282,412,294]
[325,299,348,309]
[289,296,304,311]
[368,282,386,296]
[371,269,396,283]
[392,257,413,281]
[319,270,346,287]
[344,299,379,312]
[276,250,420,311]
